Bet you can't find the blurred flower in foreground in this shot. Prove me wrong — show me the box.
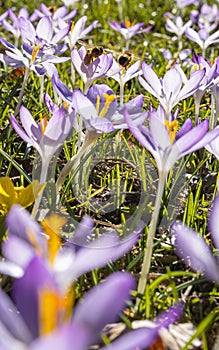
[0,204,183,349]
[171,195,219,284]
[108,19,152,49]
[0,258,183,350]
[1,204,143,286]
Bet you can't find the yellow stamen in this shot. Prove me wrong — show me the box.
[63,101,69,110]
[124,19,137,28]
[40,114,48,136]
[39,285,75,336]
[70,22,75,32]
[194,63,203,71]
[31,44,41,63]
[164,120,178,145]
[99,93,116,118]
[96,95,101,114]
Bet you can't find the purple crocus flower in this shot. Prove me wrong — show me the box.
[175,0,197,9]
[31,3,77,25]
[2,204,143,287]
[0,36,70,78]
[52,77,148,134]
[58,15,98,49]
[176,54,219,122]
[71,46,114,93]
[0,251,182,350]
[138,62,205,120]
[108,19,152,49]
[124,105,219,173]
[10,106,74,183]
[171,195,219,284]
[1,7,30,47]
[185,27,219,57]
[19,16,70,55]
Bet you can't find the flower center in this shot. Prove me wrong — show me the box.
[124,19,137,28]
[193,63,203,71]
[164,120,178,145]
[96,93,116,118]
[31,44,41,62]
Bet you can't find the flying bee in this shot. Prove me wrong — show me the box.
[118,51,133,70]
[83,46,104,66]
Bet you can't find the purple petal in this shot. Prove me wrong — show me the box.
[36,16,53,42]
[69,222,142,281]
[141,62,162,96]
[52,74,73,103]
[73,272,135,344]
[0,288,32,343]
[171,221,219,283]
[209,195,219,250]
[13,256,55,339]
[30,324,91,350]
[100,327,159,350]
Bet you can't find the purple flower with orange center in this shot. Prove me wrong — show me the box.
[109,19,152,49]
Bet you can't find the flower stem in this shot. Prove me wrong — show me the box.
[31,159,49,219]
[136,170,167,304]
[14,68,30,117]
[56,132,98,196]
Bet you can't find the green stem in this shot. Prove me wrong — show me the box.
[136,169,167,303]
[56,131,98,196]
[31,159,49,219]
[14,67,30,117]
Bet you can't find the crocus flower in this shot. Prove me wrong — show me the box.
[1,7,30,47]
[165,15,192,50]
[108,19,152,49]
[176,54,219,122]
[107,58,142,105]
[52,78,148,134]
[125,106,219,174]
[185,27,219,58]
[19,16,70,55]
[138,62,205,120]
[1,204,143,286]
[71,46,114,93]
[10,106,75,183]
[58,15,98,49]
[0,256,182,350]
[0,177,44,216]
[31,3,77,27]
[175,0,197,9]
[171,195,219,285]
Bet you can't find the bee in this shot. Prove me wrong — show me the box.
[48,6,57,15]
[118,51,133,70]
[83,46,104,66]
